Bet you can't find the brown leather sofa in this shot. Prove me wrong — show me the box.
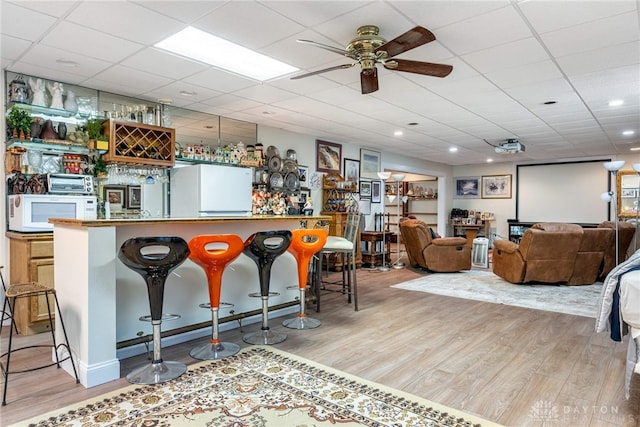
[567,227,614,285]
[598,221,636,279]
[399,219,471,272]
[492,223,584,284]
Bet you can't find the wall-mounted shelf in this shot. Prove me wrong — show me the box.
[6,102,102,126]
[102,119,175,167]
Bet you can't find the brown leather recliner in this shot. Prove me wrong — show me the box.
[492,223,583,284]
[399,219,471,272]
[598,221,636,279]
[566,227,614,285]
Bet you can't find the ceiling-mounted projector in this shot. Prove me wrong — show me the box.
[495,139,525,154]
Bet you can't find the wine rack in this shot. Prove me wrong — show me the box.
[102,119,175,167]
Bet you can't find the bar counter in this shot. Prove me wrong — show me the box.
[50,215,330,387]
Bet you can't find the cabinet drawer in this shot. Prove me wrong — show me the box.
[31,240,54,258]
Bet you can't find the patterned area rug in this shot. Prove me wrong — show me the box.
[391,269,601,318]
[15,346,500,427]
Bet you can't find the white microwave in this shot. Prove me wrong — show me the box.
[8,194,97,232]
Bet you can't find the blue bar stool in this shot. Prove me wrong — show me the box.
[242,230,292,345]
[118,236,189,384]
[187,234,244,360]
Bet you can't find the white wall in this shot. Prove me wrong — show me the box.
[453,154,640,242]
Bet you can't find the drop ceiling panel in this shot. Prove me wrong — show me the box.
[133,1,225,24]
[40,21,144,63]
[120,48,209,80]
[192,1,305,50]
[66,2,184,45]
[1,3,57,42]
[462,37,551,74]
[540,11,640,58]
[519,0,637,34]
[18,44,111,78]
[435,5,533,55]
[260,1,367,27]
[485,60,564,89]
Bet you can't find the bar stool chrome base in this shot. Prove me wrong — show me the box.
[243,328,288,345]
[244,292,287,344]
[282,315,321,329]
[190,341,240,360]
[126,360,187,385]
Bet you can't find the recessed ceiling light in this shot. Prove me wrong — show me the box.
[609,99,624,107]
[394,130,403,136]
[449,147,458,152]
[407,122,419,126]
[156,26,298,81]
[486,158,494,163]
[179,90,197,97]
[158,98,173,104]
[622,130,635,136]
[543,101,557,105]
[630,147,640,151]
[56,59,78,67]
[262,111,275,115]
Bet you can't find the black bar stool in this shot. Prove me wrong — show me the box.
[118,236,190,384]
[242,230,292,345]
[1,282,80,406]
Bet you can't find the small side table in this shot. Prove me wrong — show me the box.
[360,231,393,267]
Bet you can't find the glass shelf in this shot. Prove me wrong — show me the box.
[6,102,104,126]
[7,139,94,155]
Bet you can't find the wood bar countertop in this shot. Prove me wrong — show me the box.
[49,215,332,228]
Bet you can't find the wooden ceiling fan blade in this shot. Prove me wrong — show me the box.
[291,63,356,80]
[361,69,379,94]
[375,26,436,58]
[384,59,453,77]
[296,39,350,56]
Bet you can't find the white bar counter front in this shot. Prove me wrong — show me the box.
[51,215,329,388]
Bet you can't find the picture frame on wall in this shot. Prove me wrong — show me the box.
[126,185,142,209]
[343,158,360,191]
[454,176,480,199]
[316,140,342,173]
[360,148,381,179]
[372,180,382,203]
[481,174,512,199]
[360,180,372,199]
[103,185,126,211]
[297,165,309,187]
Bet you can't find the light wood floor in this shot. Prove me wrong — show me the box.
[1,260,639,426]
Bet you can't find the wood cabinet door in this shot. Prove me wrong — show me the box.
[28,258,55,324]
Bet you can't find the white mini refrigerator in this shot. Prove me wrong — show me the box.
[170,164,253,217]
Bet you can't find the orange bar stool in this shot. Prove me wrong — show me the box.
[188,234,244,360]
[118,236,190,384]
[283,228,328,329]
[243,230,292,345]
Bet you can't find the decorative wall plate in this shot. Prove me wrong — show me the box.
[270,172,284,188]
[284,172,299,190]
[268,155,282,172]
[282,159,297,173]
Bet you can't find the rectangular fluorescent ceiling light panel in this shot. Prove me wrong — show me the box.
[155,26,298,81]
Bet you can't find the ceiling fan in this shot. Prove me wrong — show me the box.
[291,25,453,94]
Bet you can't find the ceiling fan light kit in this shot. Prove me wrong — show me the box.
[292,25,453,94]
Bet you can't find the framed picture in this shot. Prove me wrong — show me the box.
[360,148,381,179]
[103,185,125,211]
[343,158,360,191]
[454,176,480,199]
[372,180,382,203]
[126,185,141,209]
[316,140,342,173]
[297,165,309,187]
[358,199,371,215]
[481,174,512,199]
[621,188,637,198]
[360,180,372,199]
